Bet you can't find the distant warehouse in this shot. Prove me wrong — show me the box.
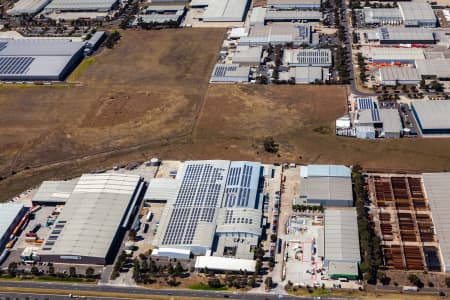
[283,48,332,67]
[379,67,421,86]
[264,9,322,23]
[416,59,450,80]
[7,0,51,15]
[240,23,317,46]
[210,64,250,83]
[324,208,360,279]
[267,0,321,9]
[398,2,437,27]
[44,0,119,13]
[0,203,27,252]
[298,165,353,207]
[38,173,144,265]
[376,27,435,45]
[411,100,450,135]
[0,39,84,81]
[202,0,250,22]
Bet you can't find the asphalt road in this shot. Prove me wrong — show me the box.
[0,281,333,300]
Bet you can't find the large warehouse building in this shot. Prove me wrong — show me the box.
[362,47,425,64]
[267,0,321,9]
[416,59,450,80]
[283,48,332,67]
[411,100,450,135]
[32,179,78,205]
[398,2,437,27]
[0,203,27,252]
[7,0,51,15]
[299,165,353,207]
[376,27,435,44]
[240,23,317,46]
[153,160,264,258]
[38,173,144,265]
[422,173,450,272]
[210,64,250,83]
[202,0,250,22]
[324,208,360,279]
[44,0,118,13]
[0,39,84,81]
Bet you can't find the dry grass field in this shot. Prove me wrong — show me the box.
[0,29,450,200]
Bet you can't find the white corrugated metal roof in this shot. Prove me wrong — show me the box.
[324,208,360,263]
[422,173,450,271]
[379,67,421,82]
[203,0,249,22]
[32,179,78,203]
[7,0,50,15]
[412,100,450,130]
[45,0,117,11]
[195,256,256,272]
[39,173,142,260]
[0,203,24,240]
[300,165,351,178]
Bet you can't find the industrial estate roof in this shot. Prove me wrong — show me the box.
[300,165,351,178]
[300,177,353,203]
[362,47,425,62]
[416,59,450,79]
[44,0,117,12]
[39,173,142,260]
[324,208,360,263]
[283,48,332,66]
[232,45,262,64]
[398,2,436,24]
[0,203,24,241]
[379,67,421,82]
[32,179,79,204]
[363,7,402,24]
[0,39,84,80]
[264,9,322,21]
[7,0,51,15]
[379,109,402,135]
[195,256,256,272]
[377,27,435,42]
[154,160,263,252]
[267,0,321,7]
[144,178,180,202]
[240,23,314,46]
[411,100,450,130]
[210,63,250,82]
[203,0,249,22]
[288,66,328,82]
[249,6,265,24]
[422,173,450,272]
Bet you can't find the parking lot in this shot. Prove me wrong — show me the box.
[284,215,323,287]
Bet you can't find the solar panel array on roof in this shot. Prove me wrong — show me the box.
[0,57,35,74]
[371,108,381,122]
[213,64,238,77]
[162,162,226,246]
[356,98,376,110]
[155,160,263,254]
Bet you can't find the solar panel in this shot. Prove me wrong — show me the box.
[0,42,8,52]
[0,56,34,75]
[371,108,381,122]
[357,98,375,110]
[162,162,226,246]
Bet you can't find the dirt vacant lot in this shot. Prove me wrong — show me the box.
[0,29,450,200]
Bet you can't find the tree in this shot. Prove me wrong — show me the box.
[8,262,17,277]
[174,262,183,276]
[208,277,222,288]
[30,266,39,276]
[255,260,262,275]
[69,267,77,278]
[85,267,95,279]
[377,271,390,285]
[247,277,256,287]
[48,265,55,276]
[408,274,424,288]
[128,229,137,241]
[265,276,273,290]
[445,277,450,288]
[263,136,279,154]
